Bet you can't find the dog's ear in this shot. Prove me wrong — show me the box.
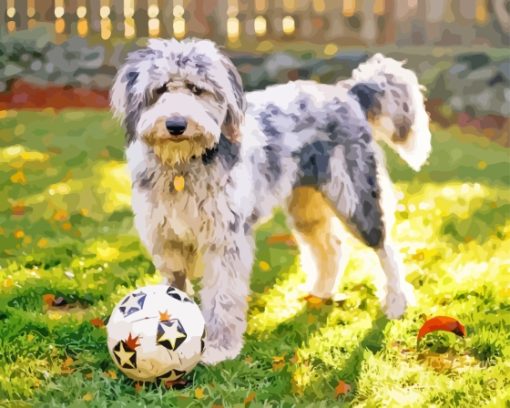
[219,52,246,143]
[349,82,383,116]
[110,65,139,120]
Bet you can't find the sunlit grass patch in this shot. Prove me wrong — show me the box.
[0,111,509,406]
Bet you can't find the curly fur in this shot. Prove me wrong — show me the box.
[111,39,431,365]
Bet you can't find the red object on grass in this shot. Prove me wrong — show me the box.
[417,316,467,342]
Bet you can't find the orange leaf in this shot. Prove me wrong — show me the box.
[124,333,140,351]
[159,310,171,321]
[417,316,467,342]
[266,233,297,247]
[303,294,324,309]
[10,171,27,184]
[61,356,74,374]
[90,317,105,328]
[11,203,26,216]
[53,209,69,222]
[244,391,256,406]
[335,380,351,398]
[134,382,143,393]
[104,370,117,379]
[272,356,286,371]
[42,293,56,306]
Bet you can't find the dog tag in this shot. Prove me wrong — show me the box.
[173,175,185,192]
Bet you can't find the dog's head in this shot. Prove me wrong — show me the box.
[111,38,245,166]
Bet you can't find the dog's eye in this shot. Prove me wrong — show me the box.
[187,84,203,96]
[155,85,167,95]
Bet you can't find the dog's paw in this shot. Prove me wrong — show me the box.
[201,342,241,365]
[382,282,415,319]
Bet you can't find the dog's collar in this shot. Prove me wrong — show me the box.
[200,134,239,169]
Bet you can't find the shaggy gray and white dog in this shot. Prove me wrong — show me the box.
[111,38,431,365]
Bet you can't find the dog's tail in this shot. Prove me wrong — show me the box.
[340,54,431,171]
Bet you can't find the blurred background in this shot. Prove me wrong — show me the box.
[1,0,509,143]
[1,2,510,405]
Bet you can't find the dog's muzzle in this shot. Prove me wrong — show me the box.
[166,116,187,137]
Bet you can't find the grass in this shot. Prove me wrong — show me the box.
[0,109,509,407]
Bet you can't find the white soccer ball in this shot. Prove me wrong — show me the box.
[107,284,205,382]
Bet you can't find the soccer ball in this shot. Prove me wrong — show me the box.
[107,284,206,382]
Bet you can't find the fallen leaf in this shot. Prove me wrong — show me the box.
[173,175,185,192]
[14,229,25,239]
[303,294,324,309]
[37,238,49,248]
[84,372,93,380]
[11,203,26,216]
[289,352,301,365]
[82,392,93,401]
[3,277,14,288]
[134,382,143,393]
[417,316,467,342]
[244,356,253,364]
[62,222,72,231]
[335,380,351,398]
[124,333,140,350]
[258,261,271,272]
[104,370,117,379]
[266,233,297,247]
[272,356,285,371]
[244,391,256,406]
[61,356,74,374]
[90,317,105,328]
[194,387,205,399]
[42,294,56,306]
[10,171,27,184]
[53,209,69,222]
[159,310,171,321]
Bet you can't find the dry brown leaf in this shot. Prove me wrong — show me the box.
[272,356,285,371]
[42,294,56,306]
[90,317,105,328]
[104,370,117,379]
[244,391,256,406]
[266,233,297,247]
[334,380,351,398]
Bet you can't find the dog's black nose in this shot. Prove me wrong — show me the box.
[165,117,187,136]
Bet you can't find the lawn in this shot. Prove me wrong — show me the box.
[0,109,509,407]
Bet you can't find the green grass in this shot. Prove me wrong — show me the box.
[0,109,509,407]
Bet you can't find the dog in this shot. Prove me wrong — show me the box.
[111,38,431,365]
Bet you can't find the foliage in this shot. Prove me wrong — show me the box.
[0,110,509,407]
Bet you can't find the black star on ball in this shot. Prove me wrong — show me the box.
[119,291,146,317]
[166,286,183,301]
[157,319,187,351]
[113,334,139,369]
[157,368,186,383]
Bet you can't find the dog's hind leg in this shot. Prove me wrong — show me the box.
[316,140,414,318]
[288,186,348,300]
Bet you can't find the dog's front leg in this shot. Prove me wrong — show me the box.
[200,235,254,365]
